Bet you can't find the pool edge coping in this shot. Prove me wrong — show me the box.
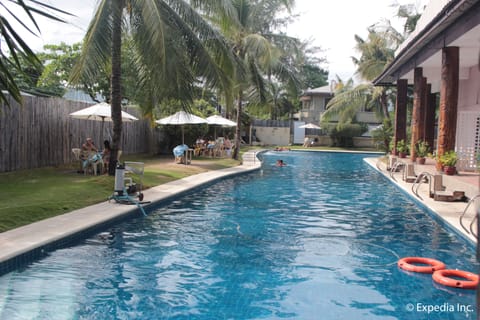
[364,157,477,247]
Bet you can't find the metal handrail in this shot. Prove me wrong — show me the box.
[459,194,480,235]
[469,214,478,237]
[389,161,405,181]
[411,172,433,200]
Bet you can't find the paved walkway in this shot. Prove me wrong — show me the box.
[365,157,478,244]
[0,151,263,268]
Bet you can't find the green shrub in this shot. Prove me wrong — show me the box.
[438,150,457,167]
[324,123,368,147]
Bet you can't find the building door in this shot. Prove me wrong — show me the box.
[293,121,305,144]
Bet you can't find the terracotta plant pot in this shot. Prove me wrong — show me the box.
[399,152,407,158]
[417,157,426,165]
[443,166,456,175]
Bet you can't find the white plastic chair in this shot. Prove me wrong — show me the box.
[72,148,82,172]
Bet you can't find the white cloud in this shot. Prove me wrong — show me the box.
[288,0,428,82]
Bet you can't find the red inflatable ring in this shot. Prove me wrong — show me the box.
[398,257,446,274]
[433,269,479,290]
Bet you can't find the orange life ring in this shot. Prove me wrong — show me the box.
[432,269,479,290]
[398,257,446,274]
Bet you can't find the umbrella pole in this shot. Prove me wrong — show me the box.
[182,126,185,145]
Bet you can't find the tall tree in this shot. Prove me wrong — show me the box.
[0,1,70,106]
[71,0,235,174]
[212,0,300,159]
[322,77,386,125]
[36,42,83,96]
[325,5,423,150]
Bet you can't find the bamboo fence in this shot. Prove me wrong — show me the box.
[0,96,159,172]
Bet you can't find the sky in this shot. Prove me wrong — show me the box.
[6,0,427,83]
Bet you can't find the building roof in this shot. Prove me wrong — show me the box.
[374,0,480,87]
[302,85,333,96]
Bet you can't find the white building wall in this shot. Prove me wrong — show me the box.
[254,127,290,146]
[455,66,480,171]
[458,66,480,111]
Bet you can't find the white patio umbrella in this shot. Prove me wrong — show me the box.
[69,102,139,139]
[206,115,236,139]
[299,123,321,129]
[206,115,237,127]
[155,111,207,144]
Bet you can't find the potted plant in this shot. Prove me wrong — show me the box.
[396,139,408,158]
[439,150,457,175]
[415,140,430,164]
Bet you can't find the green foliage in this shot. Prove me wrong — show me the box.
[5,53,43,94]
[0,1,71,106]
[396,139,408,153]
[438,150,457,167]
[324,123,368,147]
[323,79,388,128]
[301,63,328,89]
[371,121,393,152]
[36,42,83,96]
[415,140,430,157]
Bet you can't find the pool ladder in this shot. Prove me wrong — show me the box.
[459,194,480,237]
[411,172,434,200]
[389,161,405,181]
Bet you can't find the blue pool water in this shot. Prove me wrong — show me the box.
[0,151,477,319]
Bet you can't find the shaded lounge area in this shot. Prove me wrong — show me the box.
[374,0,480,174]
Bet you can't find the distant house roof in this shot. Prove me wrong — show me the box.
[63,88,104,103]
[303,85,332,95]
[300,85,333,101]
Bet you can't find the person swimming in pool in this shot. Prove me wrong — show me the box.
[276,159,286,167]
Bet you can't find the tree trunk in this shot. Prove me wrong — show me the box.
[410,67,424,161]
[437,47,459,157]
[108,0,124,175]
[233,92,243,160]
[394,79,408,154]
[380,90,389,120]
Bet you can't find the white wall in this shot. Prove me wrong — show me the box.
[254,127,290,145]
[459,66,480,111]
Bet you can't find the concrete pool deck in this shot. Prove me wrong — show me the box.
[364,157,478,244]
[0,150,477,275]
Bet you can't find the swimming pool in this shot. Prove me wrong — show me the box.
[0,151,477,319]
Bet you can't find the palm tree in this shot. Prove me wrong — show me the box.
[0,1,70,106]
[395,2,423,35]
[71,0,235,174]
[326,8,423,151]
[212,0,300,159]
[324,23,404,137]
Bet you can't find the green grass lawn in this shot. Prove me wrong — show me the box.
[0,153,240,233]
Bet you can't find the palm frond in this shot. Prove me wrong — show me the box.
[69,0,113,85]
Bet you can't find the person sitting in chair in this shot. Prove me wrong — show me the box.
[173,144,189,164]
[81,138,98,169]
[81,137,103,173]
[81,137,97,158]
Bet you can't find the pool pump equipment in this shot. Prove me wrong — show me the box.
[110,162,148,215]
